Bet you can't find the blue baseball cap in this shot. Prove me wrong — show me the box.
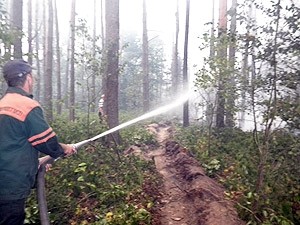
[3,59,33,81]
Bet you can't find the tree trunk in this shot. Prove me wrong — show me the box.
[27,0,33,64]
[142,0,149,112]
[206,0,215,127]
[226,0,237,127]
[100,0,106,101]
[240,2,253,129]
[91,0,97,113]
[69,0,76,121]
[34,0,41,102]
[171,0,180,96]
[44,0,54,122]
[54,0,62,115]
[215,0,227,128]
[64,35,70,110]
[183,0,190,127]
[41,0,47,105]
[104,0,120,144]
[11,0,23,58]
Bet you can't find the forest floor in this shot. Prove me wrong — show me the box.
[132,123,245,225]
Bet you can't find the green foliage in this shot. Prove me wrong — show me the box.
[75,17,102,75]
[202,158,221,176]
[277,98,300,131]
[120,124,158,147]
[193,2,300,223]
[25,115,160,225]
[175,125,300,225]
[97,204,151,225]
[195,0,300,131]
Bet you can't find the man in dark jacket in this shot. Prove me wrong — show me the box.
[0,59,76,225]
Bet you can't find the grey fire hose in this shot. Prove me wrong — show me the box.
[36,137,104,224]
[37,126,130,224]
[36,141,87,225]
[37,157,55,225]
[37,164,50,225]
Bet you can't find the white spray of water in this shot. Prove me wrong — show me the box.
[74,91,192,149]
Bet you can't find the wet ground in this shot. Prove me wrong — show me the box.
[144,123,245,225]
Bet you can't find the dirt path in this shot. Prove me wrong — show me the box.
[146,123,245,225]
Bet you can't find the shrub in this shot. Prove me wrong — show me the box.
[25,115,160,225]
[175,125,300,225]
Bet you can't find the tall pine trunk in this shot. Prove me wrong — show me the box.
[104,0,120,144]
[64,35,70,110]
[226,0,237,127]
[41,0,47,105]
[183,0,190,127]
[54,0,62,115]
[215,0,227,128]
[44,0,54,122]
[100,0,106,107]
[27,0,33,64]
[206,0,215,127]
[34,0,41,101]
[11,0,23,58]
[91,0,97,113]
[240,2,253,128]
[69,0,76,121]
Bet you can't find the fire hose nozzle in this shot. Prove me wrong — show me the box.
[73,139,92,151]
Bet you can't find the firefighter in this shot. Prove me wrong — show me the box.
[0,59,76,225]
[98,94,105,122]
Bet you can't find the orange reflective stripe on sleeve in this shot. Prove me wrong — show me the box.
[30,132,56,146]
[28,128,57,146]
[28,127,53,142]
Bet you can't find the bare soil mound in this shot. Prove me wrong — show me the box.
[145,123,245,225]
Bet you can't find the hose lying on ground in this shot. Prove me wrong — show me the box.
[37,157,55,225]
[37,164,50,225]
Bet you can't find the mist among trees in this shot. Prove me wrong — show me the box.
[0,0,299,224]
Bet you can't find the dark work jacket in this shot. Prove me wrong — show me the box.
[0,87,64,200]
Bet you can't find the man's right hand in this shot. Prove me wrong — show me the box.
[60,143,77,157]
